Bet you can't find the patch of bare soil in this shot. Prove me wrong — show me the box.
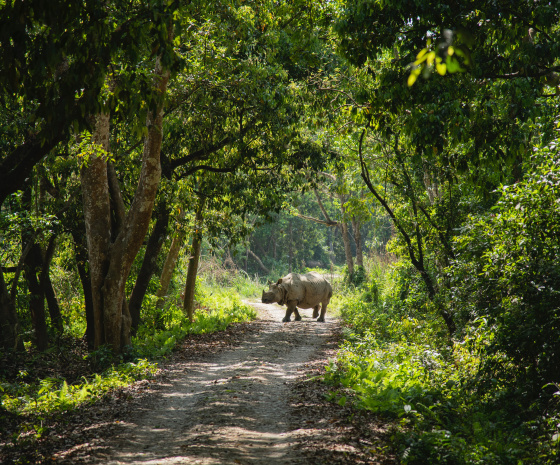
[1,303,395,464]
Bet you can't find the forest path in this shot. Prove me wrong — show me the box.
[92,302,339,465]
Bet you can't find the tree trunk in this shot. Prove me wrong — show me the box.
[101,56,169,351]
[288,219,293,273]
[81,111,112,349]
[339,222,354,278]
[20,178,49,350]
[0,267,23,350]
[129,202,170,333]
[155,212,187,311]
[328,228,335,265]
[45,275,63,334]
[183,198,205,322]
[81,39,172,352]
[72,230,95,348]
[337,194,354,278]
[351,217,364,268]
[24,244,49,350]
[39,236,63,335]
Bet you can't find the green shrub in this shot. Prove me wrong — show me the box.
[1,359,157,416]
[329,209,560,465]
[134,284,256,358]
[451,145,560,394]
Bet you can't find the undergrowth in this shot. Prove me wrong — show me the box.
[1,267,257,423]
[325,255,560,465]
[1,359,156,417]
[135,289,256,358]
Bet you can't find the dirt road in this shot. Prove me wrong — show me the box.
[90,302,340,464]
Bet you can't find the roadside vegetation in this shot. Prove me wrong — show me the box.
[325,149,560,464]
[0,259,258,454]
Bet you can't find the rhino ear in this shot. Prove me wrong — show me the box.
[267,280,272,285]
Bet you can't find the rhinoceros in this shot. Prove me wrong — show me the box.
[261,272,332,322]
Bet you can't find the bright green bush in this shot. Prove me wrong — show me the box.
[451,145,560,393]
[134,283,256,358]
[1,359,157,416]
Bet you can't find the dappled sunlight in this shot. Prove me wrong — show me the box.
[91,305,338,464]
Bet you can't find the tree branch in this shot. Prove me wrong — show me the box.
[295,212,338,227]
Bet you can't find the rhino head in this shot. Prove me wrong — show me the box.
[261,279,283,304]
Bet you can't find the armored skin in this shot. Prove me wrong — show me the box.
[261,272,332,322]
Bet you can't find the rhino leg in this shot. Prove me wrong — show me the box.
[282,301,298,322]
[312,305,320,319]
[317,303,327,322]
[294,308,302,321]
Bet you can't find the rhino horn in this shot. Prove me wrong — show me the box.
[277,278,282,285]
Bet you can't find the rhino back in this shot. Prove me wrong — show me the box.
[303,272,331,298]
[280,273,306,302]
[280,272,332,305]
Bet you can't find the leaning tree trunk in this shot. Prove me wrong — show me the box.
[358,130,456,335]
[39,235,63,335]
[248,249,269,275]
[45,275,63,334]
[129,202,170,333]
[183,198,205,322]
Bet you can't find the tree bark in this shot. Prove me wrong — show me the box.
[23,243,49,350]
[107,161,126,238]
[338,194,354,278]
[72,229,95,348]
[351,217,364,268]
[129,202,170,333]
[102,54,170,351]
[20,180,50,350]
[81,111,112,349]
[0,266,23,351]
[183,198,205,322]
[339,222,354,278]
[39,236,63,335]
[328,228,335,265]
[288,218,293,273]
[81,31,172,351]
[45,275,63,334]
